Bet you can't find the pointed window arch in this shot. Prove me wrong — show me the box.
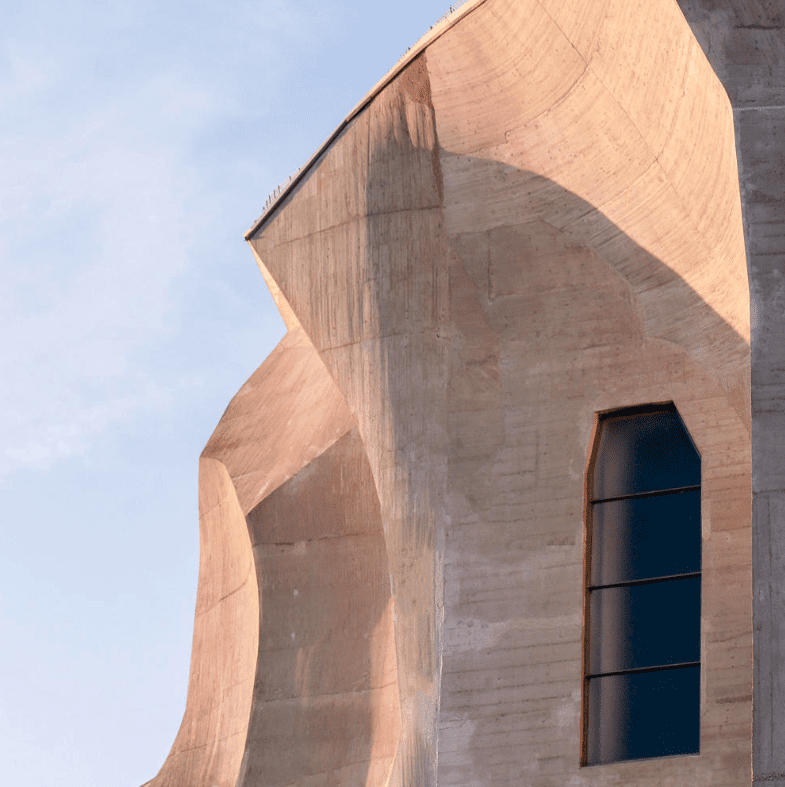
[583,403,701,765]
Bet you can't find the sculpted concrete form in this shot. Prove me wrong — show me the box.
[145,1,757,785]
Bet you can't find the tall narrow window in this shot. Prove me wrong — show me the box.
[583,403,701,765]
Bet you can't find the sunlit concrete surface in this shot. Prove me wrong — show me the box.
[142,0,762,785]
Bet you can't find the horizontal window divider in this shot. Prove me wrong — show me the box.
[588,571,701,591]
[586,661,700,680]
[589,484,700,505]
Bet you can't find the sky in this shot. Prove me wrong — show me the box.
[0,1,462,784]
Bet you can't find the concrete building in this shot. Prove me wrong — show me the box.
[143,1,785,785]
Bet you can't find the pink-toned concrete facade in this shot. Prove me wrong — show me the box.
[144,1,756,785]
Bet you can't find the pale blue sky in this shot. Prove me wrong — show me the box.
[0,1,458,784]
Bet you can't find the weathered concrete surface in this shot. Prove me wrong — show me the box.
[675,3,784,783]
[240,426,400,787]
[145,326,400,787]
[244,1,751,784]
[146,0,755,785]
[676,0,785,107]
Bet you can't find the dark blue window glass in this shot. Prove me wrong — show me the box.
[587,666,700,764]
[589,578,700,673]
[585,404,701,765]
[592,409,700,500]
[590,491,701,586]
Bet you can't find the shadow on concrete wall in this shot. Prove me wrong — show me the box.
[238,427,398,787]
[357,50,749,786]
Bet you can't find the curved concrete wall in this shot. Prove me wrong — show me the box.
[146,0,753,785]
[146,327,400,787]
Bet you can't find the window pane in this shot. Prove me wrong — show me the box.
[592,410,700,500]
[590,490,701,586]
[587,666,700,764]
[589,577,700,674]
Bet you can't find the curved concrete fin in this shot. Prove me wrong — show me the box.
[146,328,379,787]
[203,325,357,516]
[238,427,401,787]
[248,242,302,332]
[147,456,258,787]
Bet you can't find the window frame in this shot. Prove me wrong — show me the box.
[580,402,702,766]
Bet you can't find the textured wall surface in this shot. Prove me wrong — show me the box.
[144,1,754,785]
[146,327,401,787]
[675,3,784,783]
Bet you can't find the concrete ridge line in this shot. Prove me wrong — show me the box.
[244,0,490,240]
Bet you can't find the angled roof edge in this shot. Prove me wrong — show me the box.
[244,0,489,240]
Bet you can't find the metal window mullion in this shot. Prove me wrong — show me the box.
[588,571,701,592]
[586,660,700,680]
[589,484,700,505]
